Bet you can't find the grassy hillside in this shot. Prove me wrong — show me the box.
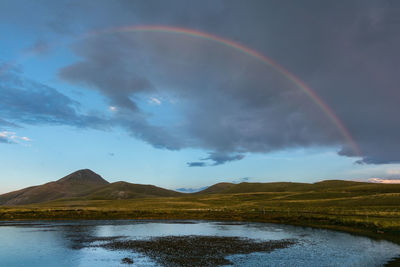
[195,183,235,194]
[3,169,400,206]
[197,180,400,195]
[0,170,182,205]
[0,169,109,205]
[84,181,183,200]
[1,180,399,244]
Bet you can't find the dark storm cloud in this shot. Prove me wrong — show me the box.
[58,31,342,165]
[3,0,400,164]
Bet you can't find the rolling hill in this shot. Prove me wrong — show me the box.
[1,169,400,205]
[85,181,182,200]
[195,180,400,195]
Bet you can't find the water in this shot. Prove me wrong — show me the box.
[0,220,398,266]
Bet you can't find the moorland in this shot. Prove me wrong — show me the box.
[1,169,399,263]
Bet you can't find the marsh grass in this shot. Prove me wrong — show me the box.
[1,191,399,242]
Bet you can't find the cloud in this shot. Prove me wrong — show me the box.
[0,66,108,129]
[20,136,31,141]
[0,131,31,144]
[58,31,342,163]
[149,97,162,105]
[58,36,155,112]
[347,166,400,182]
[4,1,400,165]
[0,118,19,128]
[187,152,245,167]
[203,153,245,166]
[0,133,11,143]
[187,162,207,167]
[368,178,400,184]
[24,40,51,55]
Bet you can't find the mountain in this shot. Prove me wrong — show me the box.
[0,170,182,205]
[0,169,109,205]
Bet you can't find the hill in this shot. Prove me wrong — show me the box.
[0,169,109,205]
[2,169,400,205]
[195,180,400,195]
[85,181,182,200]
[196,182,309,194]
[195,182,235,194]
[0,170,182,205]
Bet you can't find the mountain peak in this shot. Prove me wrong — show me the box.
[0,169,109,205]
[57,169,109,185]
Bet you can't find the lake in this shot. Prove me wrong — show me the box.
[0,220,398,266]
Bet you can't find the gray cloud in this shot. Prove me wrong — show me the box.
[203,153,245,166]
[3,1,400,165]
[24,40,51,55]
[0,65,108,130]
[0,118,18,128]
[187,153,245,167]
[187,162,207,167]
[59,35,155,112]
[58,31,343,165]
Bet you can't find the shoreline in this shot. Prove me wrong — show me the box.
[1,209,399,266]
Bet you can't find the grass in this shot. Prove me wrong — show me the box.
[1,188,400,265]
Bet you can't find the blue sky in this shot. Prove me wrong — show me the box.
[1,1,400,193]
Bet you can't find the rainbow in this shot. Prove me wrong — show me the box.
[85,25,361,156]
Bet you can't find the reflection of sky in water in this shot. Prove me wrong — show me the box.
[0,220,398,266]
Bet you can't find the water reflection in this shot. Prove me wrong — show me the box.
[0,220,398,266]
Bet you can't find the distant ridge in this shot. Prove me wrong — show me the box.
[1,170,400,206]
[195,180,400,195]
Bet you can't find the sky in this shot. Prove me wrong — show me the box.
[1,0,400,193]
